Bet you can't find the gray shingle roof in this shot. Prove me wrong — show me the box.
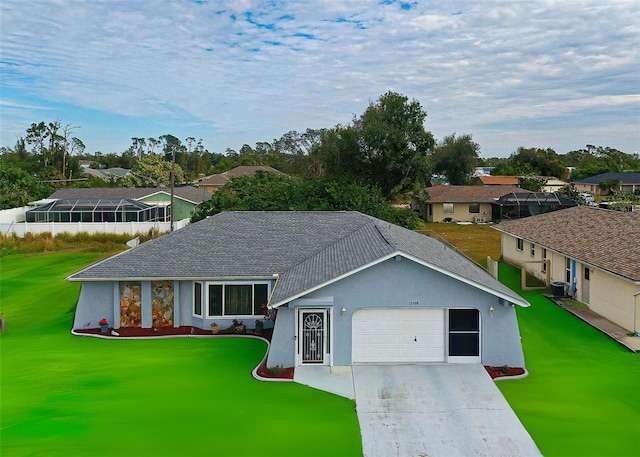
[196,166,284,186]
[571,172,640,185]
[68,211,528,307]
[494,206,640,281]
[49,187,211,204]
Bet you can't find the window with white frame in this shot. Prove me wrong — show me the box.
[206,282,269,317]
[516,238,524,251]
[530,243,535,257]
[542,249,547,272]
[443,203,454,214]
[565,257,571,283]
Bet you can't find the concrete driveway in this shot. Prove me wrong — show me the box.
[352,364,542,457]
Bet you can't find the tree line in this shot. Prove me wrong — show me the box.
[2,91,639,216]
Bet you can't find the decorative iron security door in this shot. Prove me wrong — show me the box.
[301,310,326,364]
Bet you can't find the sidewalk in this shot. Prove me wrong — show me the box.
[546,295,640,352]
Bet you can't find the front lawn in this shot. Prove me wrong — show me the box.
[498,263,640,457]
[0,253,362,457]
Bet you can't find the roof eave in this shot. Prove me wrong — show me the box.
[269,250,530,309]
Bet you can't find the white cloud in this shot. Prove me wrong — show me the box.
[1,0,638,156]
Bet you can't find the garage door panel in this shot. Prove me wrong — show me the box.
[353,308,445,363]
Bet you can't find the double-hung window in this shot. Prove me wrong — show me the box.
[516,238,524,251]
[207,282,269,317]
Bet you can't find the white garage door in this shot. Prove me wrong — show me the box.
[352,308,445,363]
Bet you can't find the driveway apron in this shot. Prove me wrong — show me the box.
[352,364,542,457]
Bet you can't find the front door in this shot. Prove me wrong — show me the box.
[299,309,328,365]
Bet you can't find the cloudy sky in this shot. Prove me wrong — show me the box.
[1,0,638,158]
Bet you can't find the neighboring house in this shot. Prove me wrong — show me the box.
[82,167,131,181]
[67,211,530,369]
[476,176,520,186]
[541,178,568,193]
[494,206,640,332]
[472,166,495,177]
[2,187,211,236]
[572,172,640,195]
[412,185,530,223]
[475,175,567,192]
[47,187,210,221]
[194,165,284,192]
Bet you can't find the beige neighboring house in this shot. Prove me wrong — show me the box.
[572,172,640,195]
[194,165,284,193]
[476,175,567,192]
[413,185,528,223]
[541,177,567,193]
[494,206,640,333]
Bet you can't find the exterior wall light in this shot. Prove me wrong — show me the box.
[341,307,346,316]
[489,306,495,319]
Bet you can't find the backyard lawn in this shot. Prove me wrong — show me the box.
[0,253,362,457]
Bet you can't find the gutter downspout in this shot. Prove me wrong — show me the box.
[633,291,640,337]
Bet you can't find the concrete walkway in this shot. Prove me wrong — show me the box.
[352,364,542,457]
[294,365,355,399]
[547,295,640,352]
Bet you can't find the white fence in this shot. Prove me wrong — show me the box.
[1,219,190,237]
[0,206,30,223]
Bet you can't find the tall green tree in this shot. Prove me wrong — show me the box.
[318,92,434,196]
[518,175,548,192]
[120,154,185,187]
[510,147,567,179]
[0,159,53,209]
[192,172,420,228]
[432,133,480,185]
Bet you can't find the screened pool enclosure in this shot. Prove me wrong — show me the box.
[25,198,169,223]
[495,192,577,220]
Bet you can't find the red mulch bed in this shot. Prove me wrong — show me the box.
[75,328,521,381]
[484,365,525,379]
[75,326,273,340]
[256,361,295,380]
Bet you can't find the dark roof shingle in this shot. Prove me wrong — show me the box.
[69,211,528,307]
[494,206,640,281]
[49,187,211,204]
[426,185,530,203]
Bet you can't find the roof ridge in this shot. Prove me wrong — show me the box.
[279,214,381,273]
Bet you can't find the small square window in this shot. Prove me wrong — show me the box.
[443,203,454,214]
[468,203,480,214]
[530,244,536,257]
[516,238,524,251]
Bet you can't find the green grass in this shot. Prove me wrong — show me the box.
[418,222,502,266]
[0,253,362,457]
[497,263,640,457]
[3,246,639,457]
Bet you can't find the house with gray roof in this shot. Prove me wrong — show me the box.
[194,165,284,193]
[68,211,530,370]
[494,206,640,333]
[1,187,213,236]
[572,172,640,195]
